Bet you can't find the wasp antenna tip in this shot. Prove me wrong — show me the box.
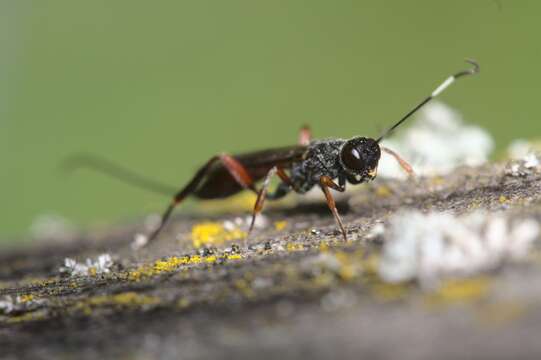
[464,59,480,74]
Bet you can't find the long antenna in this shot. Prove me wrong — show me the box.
[62,153,177,196]
[376,59,480,143]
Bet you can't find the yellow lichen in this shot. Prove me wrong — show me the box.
[286,243,304,252]
[430,176,445,186]
[426,277,491,306]
[234,278,255,298]
[86,292,160,308]
[197,192,257,212]
[312,273,335,287]
[154,256,190,273]
[499,195,508,204]
[370,282,410,302]
[470,199,482,209]
[128,265,155,281]
[128,251,241,281]
[191,222,246,248]
[361,253,380,276]
[18,294,34,303]
[274,221,288,231]
[177,298,191,309]
[6,310,47,324]
[70,292,161,314]
[375,185,392,197]
[334,251,364,281]
[88,267,97,277]
[25,277,57,287]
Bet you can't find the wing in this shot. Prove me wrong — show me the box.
[234,145,307,168]
[194,145,307,199]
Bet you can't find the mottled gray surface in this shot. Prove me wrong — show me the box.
[1,160,541,360]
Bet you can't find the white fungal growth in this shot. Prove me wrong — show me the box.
[506,139,541,160]
[222,215,269,232]
[506,139,541,172]
[378,211,540,288]
[505,150,540,177]
[366,223,385,240]
[60,254,114,277]
[131,233,149,250]
[0,295,46,314]
[523,153,540,169]
[0,296,15,314]
[378,101,494,178]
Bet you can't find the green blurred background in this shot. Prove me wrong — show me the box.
[1,1,540,244]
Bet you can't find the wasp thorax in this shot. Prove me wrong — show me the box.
[340,137,381,181]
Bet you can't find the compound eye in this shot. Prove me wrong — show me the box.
[341,142,365,171]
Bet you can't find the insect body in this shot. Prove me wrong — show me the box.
[68,60,479,244]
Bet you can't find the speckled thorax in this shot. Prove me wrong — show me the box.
[290,139,346,193]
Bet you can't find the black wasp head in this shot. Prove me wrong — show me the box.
[339,137,381,183]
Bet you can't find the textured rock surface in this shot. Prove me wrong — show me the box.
[1,159,541,360]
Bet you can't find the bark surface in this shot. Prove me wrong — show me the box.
[1,160,541,359]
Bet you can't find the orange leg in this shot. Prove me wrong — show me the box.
[249,167,277,233]
[276,167,297,190]
[319,176,347,241]
[148,153,257,243]
[249,167,295,234]
[298,125,312,146]
[381,146,415,177]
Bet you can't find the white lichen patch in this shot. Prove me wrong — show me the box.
[131,233,149,251]
[378,101,494,178]
[523,153,540,169]
[506,139,541,160]
[378,211,540,288]
[0,295,46,314]
[0,296,15,314]
[60,254,114,277]
[132,214,270,250]
[505,151,541,177]
[366,222,385,240]
[222,215,269,232]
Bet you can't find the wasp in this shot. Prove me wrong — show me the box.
[67,60,479,244]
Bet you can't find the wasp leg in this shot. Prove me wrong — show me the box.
[319,176,347,241]
[248,167,293,234]
[218,153,258,192]
[249,167,277,233]
[148,153,257,244]
[298,125,312,146]
[62,153,177,196]
[276,167,297,189]
[381,146,415,177]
